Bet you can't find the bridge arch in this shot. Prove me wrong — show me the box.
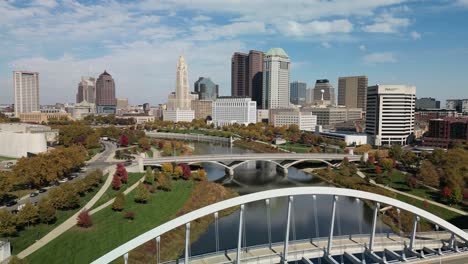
[230,159,284,170]
[91,187,468,264]
[186,160,231,171]
[283,159,335,169]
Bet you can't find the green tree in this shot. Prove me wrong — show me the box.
[17,202,38,228]
[450,186,463,205]
[174,165,183,178]
[38,198,56,224]
[418,160,439,187]
[0,209,17,236]
[381,158,394,174]
[389,145,402,161]
[144,167,154,185]
[401,151,418,169]
[134,183,149,203]
[161,163,173,174]
[112,192,125,211]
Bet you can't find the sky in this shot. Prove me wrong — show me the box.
[0,0,468,106]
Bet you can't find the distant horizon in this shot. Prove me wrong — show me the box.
[1,1,467,105]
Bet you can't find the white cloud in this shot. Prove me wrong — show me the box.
[456,0,468,7]
[410,31,421,40]
[363,14,410,33]
[321,42,331,48]
[31,0,57,8]
[276,19,353,37]
[359,45,367,51]
[190,21,266,40]
[193,15,211,22]
[363,52,397,64]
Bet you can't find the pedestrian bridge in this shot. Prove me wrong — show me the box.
[140,153,361,175]
[91,187,468,264]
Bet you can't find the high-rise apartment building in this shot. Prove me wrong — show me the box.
[338,76,368,110]
[194,77,218,100]
[290,81,307,106]
[366,84,416,146]
[313,79,336,106]
[231,50,264,106]
[262,48,290,109]
[76,76,96,104]
[95,71,116,114]
[13,71,40,117]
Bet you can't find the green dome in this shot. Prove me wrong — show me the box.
[265,47,288,57]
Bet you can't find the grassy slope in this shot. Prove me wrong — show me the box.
[0,156,16,161]
[27,181,194,264]
[91,173,144,209]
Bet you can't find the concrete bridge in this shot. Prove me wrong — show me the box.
[91,187,468,264]
[146,132,234,145]
[140,153,361,175]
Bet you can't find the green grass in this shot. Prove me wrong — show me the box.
[0,156,15,161]
[10,175,107,254]
[278,142,311,153]
[27,180,194,264]
[91,173,144,209]
[86,148,103,160]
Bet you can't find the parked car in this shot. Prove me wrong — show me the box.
[38,188,47,193]
[11,209,19,214]
[58,178,68,183]
[67,176,74,181]
[30,192,39,197]
[5,200,17,207]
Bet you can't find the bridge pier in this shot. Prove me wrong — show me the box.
[362,152,369,163]
[137,156,144,173]
[226,168,234,176]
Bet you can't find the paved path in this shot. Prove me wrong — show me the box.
[17,166,116,259]
[356,170,468,216]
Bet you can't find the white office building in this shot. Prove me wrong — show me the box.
[14,71,40,117]
[163,109,195,123]
[212,97,257,127]
[273,111,317,131]
[262,48,290,109]
[366,84,416,146]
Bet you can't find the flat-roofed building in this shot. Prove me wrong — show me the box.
[192,100,213,119]
[273,111,317,131]
[423,117,468,148]
[302,106,362,126]
[212,97,256,127]
[338,76,368,110]
[18,112,71,124]
[14,71,40,117]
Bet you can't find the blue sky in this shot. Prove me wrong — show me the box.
[1,0,467,105]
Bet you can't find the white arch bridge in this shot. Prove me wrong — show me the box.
[140,153,362,176]
[92,187,468,264]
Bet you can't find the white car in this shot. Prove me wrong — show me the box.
[58,178,68,183]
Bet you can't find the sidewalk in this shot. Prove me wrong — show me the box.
[17,166,116,259]
[356,170,467,216]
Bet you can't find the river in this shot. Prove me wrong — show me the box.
[186,141,391,255]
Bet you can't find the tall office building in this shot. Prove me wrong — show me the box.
[338,76,368,110]
[366,84,416,146]
[212,97,257,126]
[446,99,468,114]
[95,71,116,114]
[231,50,264,106]
[313,79,336,106]
[290,81,307,106]
[76,76,96,104]
[415,97,440,110]
[13,71,40,117]
[167,56,191,110]
[262,48,290,109]
[248,50,264,108]
[194,77,218,100]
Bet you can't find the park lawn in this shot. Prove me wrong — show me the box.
[278,142,310,153]
[10,175,107,254]
[146,149,153,157]
[27,180,194,264]
[86,147,103,160]
[0,156,15,161]
[91,173,144,209]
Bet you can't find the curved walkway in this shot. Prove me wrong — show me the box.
[356,170,467,216]
[17,166,116,259]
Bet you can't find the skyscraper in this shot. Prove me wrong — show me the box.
[13,71,39,117]
[415,97,440,110]
[248,50,264,108]
[262,48,290,109]
[313,79,336,106]
[167,56,191,110]
[290,81,307,106]
[338,76,368,110]
[231,50,264,106]
[194,77,218,100]
[76,76,96,104]
[366,84,416,146]
[231,52,248,97]
[95,71,116,114]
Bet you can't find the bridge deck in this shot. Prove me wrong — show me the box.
[182,232,459,264]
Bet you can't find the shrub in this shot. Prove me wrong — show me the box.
[76,209,92,228]
[134,183,149,203]
[124,211,135,220]
[112,192,125,211]
[112,175,121,190]
[375,166,382,174]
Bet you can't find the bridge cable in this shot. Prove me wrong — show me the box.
[291,198,297,263]
[397,209,406,260]
[355,198,365,263]
[379,210,386,262]
[266,199,272,250]
[243,206,247,254]
[214,212,219,253]
[336,198,344,264]
[313,195,321,264]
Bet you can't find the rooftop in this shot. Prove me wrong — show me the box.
[265,47,288,57]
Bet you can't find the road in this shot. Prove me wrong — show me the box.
[2,140,117,212]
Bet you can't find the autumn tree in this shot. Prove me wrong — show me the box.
[138,137,151,151]
[112,175,121,190]
[366,156,376,168]
[112,192,125,211]
[0,209,17,236]
[119,134,129,147]
[418,160,439,187]
[389,145,402,161]
[375,166,382,174]
[134,183,149,203]
[144,167,154,185]
[381,158,394,174]
[401,151,418,169]
[38,198,56,224]
[17,202,38,228]
[355,144,372,153]
[48,183,80,209]
[180,164,191,180]
[450,186,463,205]
[441,186,452,202]
[161,163,173,174]
[174,165,183,178]
[77,209,93,228]
[115,163,128,183]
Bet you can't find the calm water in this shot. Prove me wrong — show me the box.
[185,142,391,255]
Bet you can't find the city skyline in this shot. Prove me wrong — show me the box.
[1,1,468,105]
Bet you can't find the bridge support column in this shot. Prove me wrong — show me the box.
[185,223,190,264]
[227,168,234,176]
[348,149,354,155]
[137,156,144,173]
[156,236,160,264]
[327,195,338,256]
[123,253,128,264]
[236,204,245,264]
[409,216,419,250]
[282,167,289,176]
[283,196,293,263]
[363,152,369,163]
[369,202,380,251]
